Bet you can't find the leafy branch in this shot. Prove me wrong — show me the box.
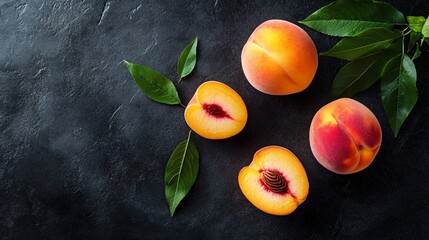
[301,0,428,137]
[124,37,199,216]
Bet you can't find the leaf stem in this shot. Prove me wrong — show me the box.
[187,129,192,141]
[402,27,412,36]
[180,102,186,108]
[394,23,410,26]
[419,37,425,47]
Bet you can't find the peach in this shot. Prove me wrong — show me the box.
[238,146,309,215]
[184,81,248,140]
[309,98,382,174]
[241,19,318,95]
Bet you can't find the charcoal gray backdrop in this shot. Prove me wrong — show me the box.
[1,0,428,239]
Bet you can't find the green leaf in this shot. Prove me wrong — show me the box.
[321,28,401,61]
[300,0,405,37]
[381,54,418,137]
[422,17,429,38]
[411,44,421,60]
[406,16,426,33]
[407,31,422,53]
[177,37,198,82]
[124,60,182,105]
[165,131,199,216]
[331,51,387,98]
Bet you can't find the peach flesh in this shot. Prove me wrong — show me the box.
[184,81,247,140]
[238,146,309,215]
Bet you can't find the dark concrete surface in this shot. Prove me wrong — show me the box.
[1,0,429,239]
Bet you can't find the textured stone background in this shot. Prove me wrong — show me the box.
[1,0,428,239]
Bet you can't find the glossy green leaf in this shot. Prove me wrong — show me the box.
[381,54,418,137]
[165,131,199,216]
[422,17,429,38]
[406,16,426,33]
[321,28,401,61]
[177,37,198,82]
[124,60,182,105]
[300,0,405,37]
[331,51,387,98]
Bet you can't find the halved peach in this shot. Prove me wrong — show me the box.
[238,146,309,215]
[184,81,248,140]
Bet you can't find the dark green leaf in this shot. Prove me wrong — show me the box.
[331,51,387,98]
[411,44,421,60]
[381,54,418,137]
[165,131,199,216]
[124,60,182,105]
[177,37,198,82]
[406,16,426,33]
[300,0,405,37]
[321,28,401,61]
[422,17,429,38]
[407,31,422,53]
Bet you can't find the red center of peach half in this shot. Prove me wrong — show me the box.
[202,103,232,119]
[238,146,309,216]
[184,81,248,140]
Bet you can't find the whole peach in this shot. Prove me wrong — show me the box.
[241,19,318,95]
[309,98,382,174]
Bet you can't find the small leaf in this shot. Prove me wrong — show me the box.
[300,0,405,37]
[407,31,422,53]
[422,17,429,38]
[177,37,198,82]
[331,51,387,98]
[411,44,421,60]
[165,131,199,216]
[406,16,426,33]
[321,28,401,61]
[381,54,418,137]
[124,60,182,105]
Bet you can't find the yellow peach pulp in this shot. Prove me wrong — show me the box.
[239,146,309,215]
[184,81,248,140]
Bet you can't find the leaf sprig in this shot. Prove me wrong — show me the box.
[177,37,198,82]
[301,0,428,137]
[165,130,199,216]
[124,37,199,216]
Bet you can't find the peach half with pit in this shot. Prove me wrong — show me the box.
[241,19,318,95]
[184,81,248,140]
[238,146,309,215]
[309,98,382,174]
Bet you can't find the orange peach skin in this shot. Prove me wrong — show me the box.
[184,81,248,140]
[309,98,382,174]
[238,146,309,215]
[241,19,318,95]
